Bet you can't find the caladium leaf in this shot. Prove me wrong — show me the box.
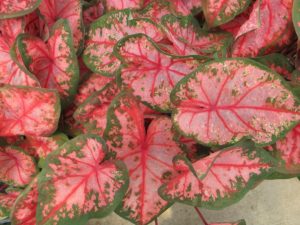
[161,15,232,57]
[83,9,164,76]
[0,189,21,217]
[0,86,60,137]
[171,58,300,146]
[179,0,202,15]
[293,0,300,38]
[104,92,182,225]
[0,146,37,187]
[11,178,38,225]
[102,0,143,12]
[273,125,300,174]
[209,220,246,225]
[159,143,275,208]
[37,135,128,225]
[202,0,251,27]
[115,34,199,112]
[38,0,84,52]
[83,0,104,26]
[0,0,42,19]
[62,104,87,137]
[18,19,80,106]
[74,81,119,137]
[232,0,294,57]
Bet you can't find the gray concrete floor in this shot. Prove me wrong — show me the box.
[88,178,300,225]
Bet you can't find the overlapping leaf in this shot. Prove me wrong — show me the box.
[115,34,199,112]
[83,10,164,76]
[161,15,232,57]
[37,135,128,225]
[102,0,143,12]
[0,86,60,136]
[0,0,42,19]
[0,189,21,217]
[293,0,300,38]
[232,0,294,57]
[38,0,84,52]
[104,92,182,225]
[18,19,80,105]
[159,144,275,208]
[171,59,300,146]
[0,146,37,186]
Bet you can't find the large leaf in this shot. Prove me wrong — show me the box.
[74,81,119,137]
[171,58,300,146]
[83,10,164,76]
[18,19,79,106]
[0,146,37,186]
[102,0,143,12]
[104,92,182,225]
[0,0,42,19]
[115,34,199,112]
[159,143,275,208]
[0,189,21,217]
[0,86,60,136]
[232,0,294,57]
[202,0,251,27]
[161,15,232,57]
[38,0,84,52]
[11,178,38,225]
[37,135,128,225]
[293,0,300,38]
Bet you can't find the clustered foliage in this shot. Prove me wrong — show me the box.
[0,0,300,225]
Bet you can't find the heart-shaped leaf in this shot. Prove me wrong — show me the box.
[161,15,232,57]
[37,134,128,225]
[202,0,251,27]
[18,19,80,106]
[0,146,37,187]
[102,0,143,12]
[232,0,294,57]
[104,92,182,225]
[11,178,38,225]
[0,0,42,19]
[115,34,199,112]
[171,59,300,146]
[83,10,164,76]
[38,0,84,52]
[0,189,21,217]
[293,0,300,38]
[0,86,60,137]
[159,143,275,208]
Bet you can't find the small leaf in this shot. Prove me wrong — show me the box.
[115,34,199,112]
[0,146,37,187]
[159,144,275,208]
[104,92,182,225]
[0,189,21,217]
[18,19,79,106]
[0,86,61,136]
[37,135,128,225]
[83,1,104,26]
[232,0,294,57]
[293,0,300,38]
[0,0,42,19]
[83,9,164,76]
[171,59,300,146]
[102,0,143,12]
[202,0,251,27]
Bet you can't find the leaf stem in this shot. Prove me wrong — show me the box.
[194,207,208,225]
[155,218,158,225]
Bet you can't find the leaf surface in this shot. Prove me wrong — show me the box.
[293,0,300,38]
[37,135,128,225]
[0,86,60,136]
[104,92,182,225]
[116,34,199,112]
[171,59,300,146]
[0,189,21,217]
[83,10,164,76]
[0,0,42,19]
[102,0,143,12]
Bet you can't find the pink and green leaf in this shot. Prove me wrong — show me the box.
[202,0,251,27]
[161,15,233,57]
[171,58,300,146]
[0,146,37,187]
[232,0,294,57]
[104,92,182,225]
[18,19,80,106]
[159,143,275,208]
[0,189,21,217]
[0,0,42,19]
[83,9,165,76]
[83,1,104,26]
[38,0,84,52]
[36,135,128,225]
[115,34,199,112]
[0,86,60,137]
[102,0,143,12]
[293,0,300,38]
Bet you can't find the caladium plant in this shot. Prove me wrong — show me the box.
[0,0,300,225]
